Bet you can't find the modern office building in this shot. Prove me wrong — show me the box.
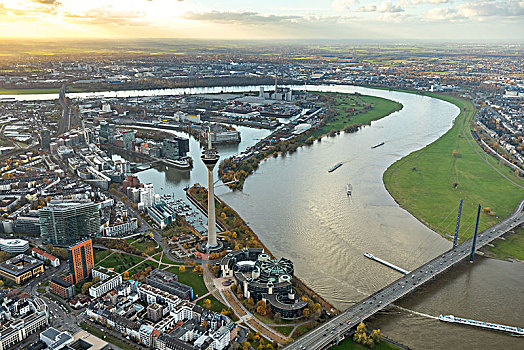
[162,137,189,160]
[220,248,307,319]
[122,130,135,150]
[68,239,95,284]
[39,200,101,246]
[140,183,155,208]
[49,277,76,299]
[0,238,29,254]
[40,129,51,150]
[0,254,44,284]
[147,203,176,229]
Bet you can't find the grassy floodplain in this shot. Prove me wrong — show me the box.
[329,338,403,350]
[383,91,524,254]
[0,87,87,94]
[309,92,403,139]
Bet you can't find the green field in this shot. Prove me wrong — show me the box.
[0,87,86,94]
[97,252,144,273]
[485,228,524,261]
[384,92,524,246]
[196,294,227,313]
[272,325,294,337]
[330,338,403,350]
[166,266,208,297]
[131,238,161,256]
[309,93,403,139]
[94,249,112,263]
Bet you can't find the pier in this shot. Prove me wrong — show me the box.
[364,252,410,275]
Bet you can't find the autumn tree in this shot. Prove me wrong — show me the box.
[256,300,267,316]
[81,282,93,295]
[123,271,130,280]
[202,299,212,309]
[302,308,310,319]
[179,266,186,272]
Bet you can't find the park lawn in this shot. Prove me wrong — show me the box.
[166,266,208,297]
[384,93,524,244]
[272,325,294,337]
[330,338,403,350]
[80,322,139,350]
[291,324,312,339]
[161,253,182,265]
[196,295,227,313]
[0,87,86,94]
[97,252,144,273]
[94,249,112,263]
[126,260,157,276]
[485,228,524,261]
[131,238,161,256]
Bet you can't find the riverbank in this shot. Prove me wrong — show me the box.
[187,185,338,314]
[383,91,523,252]
[0,87,87,95]
[219,92,402,190]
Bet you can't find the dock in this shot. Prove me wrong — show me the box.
[364,252,410,274]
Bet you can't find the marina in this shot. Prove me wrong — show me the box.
[439,315,524,336]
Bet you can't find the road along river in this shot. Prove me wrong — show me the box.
[7,85,523,349]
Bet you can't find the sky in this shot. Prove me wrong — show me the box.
[0,0,523,41]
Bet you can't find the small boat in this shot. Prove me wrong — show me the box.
[346,184,352,196]
[328,162,343,172]
[371,142,385,149]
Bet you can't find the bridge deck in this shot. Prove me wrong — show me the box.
[285,200,524,350]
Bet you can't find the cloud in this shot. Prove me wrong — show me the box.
[358,1,404,13]
[183,11,305,25]
[331,0,360,11]
[64,7,148,26]
[33,0,61,5]
[399,0,451,5]
[426,0,524,21]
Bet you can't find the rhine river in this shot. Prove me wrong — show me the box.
[9,85,523,349]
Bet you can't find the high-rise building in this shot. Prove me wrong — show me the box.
[39,201,101,246]
[68,239,95,283]
[122,130,135,150]
[139,183,155,208]
[162,137,189,160]
[40,129,51,151]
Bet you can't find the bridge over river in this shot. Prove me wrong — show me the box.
[285,199,524,350]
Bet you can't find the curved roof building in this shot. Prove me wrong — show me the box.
[220,248,307,319]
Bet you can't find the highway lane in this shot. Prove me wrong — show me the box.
[286,200,524,350]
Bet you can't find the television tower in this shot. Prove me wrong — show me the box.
[201,123,219,250]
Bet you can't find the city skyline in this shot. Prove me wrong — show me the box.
[0,0,523,41]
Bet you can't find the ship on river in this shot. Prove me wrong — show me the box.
[371,142,385,149]
[347,184,352,196]
[439,315,524,336]
[328,162,343,172]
